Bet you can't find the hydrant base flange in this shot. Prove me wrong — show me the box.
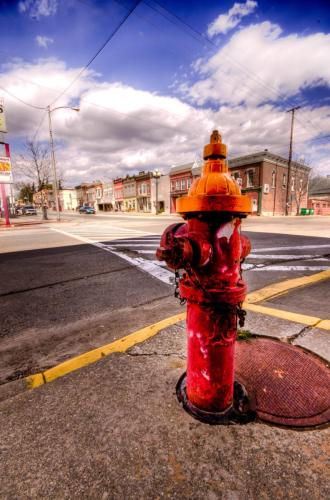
[176,373,256,425]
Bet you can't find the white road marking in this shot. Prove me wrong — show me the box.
[50,228,173,285]
[253,244,330,252]
[110,243,159,247]
[243,264,330,271]
[50,228,330,284]
[248,254,329,261]
[108,239,160,243]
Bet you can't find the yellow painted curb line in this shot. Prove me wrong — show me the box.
[23,271,330,392]
[26,312,186,390]
[243,303,325,328]
[246,269,330,304]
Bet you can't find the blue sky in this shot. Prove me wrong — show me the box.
[0,0,329,184]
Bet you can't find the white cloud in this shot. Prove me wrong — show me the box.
[35,35,54,49]
[185,22,330,107]
[1,55,329,186]
[18,0,58,19]
[208,0,257,37]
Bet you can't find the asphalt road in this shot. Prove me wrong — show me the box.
[0,215,329,384]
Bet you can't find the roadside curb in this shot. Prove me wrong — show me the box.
[0,312,186,403]
[0,219,72,230]
[1,273,329,404]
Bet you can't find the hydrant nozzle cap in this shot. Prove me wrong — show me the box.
[203,130,227,160]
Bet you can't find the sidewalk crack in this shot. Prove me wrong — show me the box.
[126,351,185,358]
[287,320,321,343]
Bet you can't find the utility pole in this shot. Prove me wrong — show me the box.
[47,105,79,221]
[47,105,60,221]
[285,106,300,215]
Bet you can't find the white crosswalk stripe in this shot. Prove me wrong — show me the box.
[51,226,330,284]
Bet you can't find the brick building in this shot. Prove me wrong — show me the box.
[169,162,194,213]
[169,151,310,215]
[136,171,152,212]
[113,178,123,211]
[308,187,330,215]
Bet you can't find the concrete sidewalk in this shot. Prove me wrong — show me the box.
[0,310,329,499]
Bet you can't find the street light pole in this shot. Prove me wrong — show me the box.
[47,105,79,221]
[153,168,161,214]
[47,106,60,221]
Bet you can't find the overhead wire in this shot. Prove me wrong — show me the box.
[4,73,192,136]
[2,0,328,151]
[50,0,141,106]
[0,85,46,110]
[144,0,327,139]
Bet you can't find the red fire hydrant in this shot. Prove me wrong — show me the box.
[156,130,255,424]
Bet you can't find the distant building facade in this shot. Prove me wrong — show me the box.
[308,187,330,215]
[169,162,194,213]
[169,152,310,215]
[59,189,78,210]
[123,175,137,211]
[113,178,123,211]
[97,181,115,211]
[136,171,152,212]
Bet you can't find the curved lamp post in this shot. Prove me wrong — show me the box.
[153,168,161,214]
[47,105,79,221]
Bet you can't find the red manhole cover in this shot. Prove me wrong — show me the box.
[235,338,330,427]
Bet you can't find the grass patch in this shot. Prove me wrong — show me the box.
[237,329,253,341]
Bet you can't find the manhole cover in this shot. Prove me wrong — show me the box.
[235,338,330,427]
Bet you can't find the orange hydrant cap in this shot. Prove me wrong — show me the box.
[176,130,252,214]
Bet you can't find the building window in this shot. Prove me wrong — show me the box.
[246,170,254,188]
[175,180,180,190]
[187,178,192,188]
[232,171,240,180]
[291,176,295,192]
[282,174,287,187]
[271,170,276,188]
[170,181,175,192]
[181,179,187,190]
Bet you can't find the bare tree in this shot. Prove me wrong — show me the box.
[309,174,330,194]
[15,140,51,220]
[293,174,309,215]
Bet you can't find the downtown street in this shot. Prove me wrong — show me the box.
[1,213,329,384]
[0,213,330,498]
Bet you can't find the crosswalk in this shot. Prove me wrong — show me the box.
[51,225,330,285]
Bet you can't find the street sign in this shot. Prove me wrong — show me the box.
[0,98,7,133]
[0,156,12,183]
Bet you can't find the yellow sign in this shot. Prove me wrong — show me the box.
[0,156,12,183]
[0,98,7,133]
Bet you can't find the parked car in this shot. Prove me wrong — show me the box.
[78,206,95,214]
[22,205,37,215]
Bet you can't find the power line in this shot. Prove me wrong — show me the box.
[50,0,141,106]
[144,0,325,138]
[8,73,198,136]
[0,85,46,110]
